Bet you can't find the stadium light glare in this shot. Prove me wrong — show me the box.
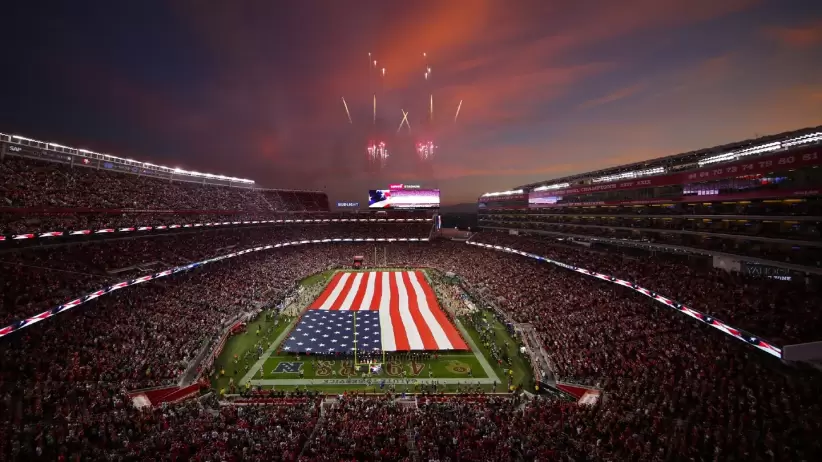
[534,182,570,191]
[698,132,822,167]
[592,167,665,183]
[482,189,523,197]
[1,132,256,184]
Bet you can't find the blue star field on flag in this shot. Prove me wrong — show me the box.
[280,310,382,354]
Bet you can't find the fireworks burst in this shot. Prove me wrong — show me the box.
[339,51,463,170]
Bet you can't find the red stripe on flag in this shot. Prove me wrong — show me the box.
[388,272,410,350]
[401,272,438,350]
[330,274,358,310]
[369,271,383,312]
[416,271,468,349]
[349,273,370,311]
[310,272,344,309]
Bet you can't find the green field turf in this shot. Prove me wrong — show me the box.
[259,353,488,379]
[210,314,294,390]
[298,270,334,288]
[460,312,533,388]
[210,268,535,394]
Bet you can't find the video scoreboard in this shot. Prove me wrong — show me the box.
[368,184,440,209]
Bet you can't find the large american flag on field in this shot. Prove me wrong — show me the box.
[280,271,468,353]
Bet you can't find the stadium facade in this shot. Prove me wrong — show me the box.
[477,126,822,276]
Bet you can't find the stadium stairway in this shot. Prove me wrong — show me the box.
[298,400,329,460]
[407,427,420,461]
[258,192,276,211]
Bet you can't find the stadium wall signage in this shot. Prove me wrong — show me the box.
[526,187,821,209]
[0,217,432,242]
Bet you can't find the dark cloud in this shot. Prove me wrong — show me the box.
[0,0,820,204]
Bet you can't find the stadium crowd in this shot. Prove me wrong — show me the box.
[483,221,822,267]
[482,213,822,241]
[0,222,432,326]
[0,155,329,228]
[2,224,822,460]
[470,232,822,345]
[300,396,412,461]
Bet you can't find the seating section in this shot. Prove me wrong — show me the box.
[479,199,822,267]
[0,223,432,326]
[471,232,822,345]
[0,156,330,219]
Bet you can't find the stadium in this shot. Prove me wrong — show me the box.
[3,124,822,460]
[3,3,822,460]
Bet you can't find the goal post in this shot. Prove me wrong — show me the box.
[353,311,385,371]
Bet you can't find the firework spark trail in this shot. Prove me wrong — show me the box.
[341,97,353,124]
[429,94,433,122]
[368,53,372,123]
[454,100,463,123]
[424,52,429,80]
[369,53,377,126]
[397,109,411,133]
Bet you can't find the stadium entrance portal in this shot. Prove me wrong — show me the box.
[353,255,364,269]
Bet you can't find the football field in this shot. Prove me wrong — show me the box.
[211,269,532,393]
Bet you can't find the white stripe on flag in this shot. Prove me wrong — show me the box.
[378,272,396,351]
[408,271,453,349]
[338,273,364,310]
[319,272,351,310]
[395,272,424,349]
[359,272,376,311]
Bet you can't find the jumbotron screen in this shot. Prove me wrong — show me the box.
[368,189,440,209]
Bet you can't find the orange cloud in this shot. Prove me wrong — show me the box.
[372,0,494,87]
[376,0,756,132]
[764,20,822,48]
[343,0,759,99]
[105,0,767,201]
[440,61,614,130]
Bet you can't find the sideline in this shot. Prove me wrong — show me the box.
[240,317,300,385]
[454,318,501,383]
[248,377,497,386]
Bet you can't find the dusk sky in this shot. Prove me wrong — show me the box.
[1,1,821,205]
